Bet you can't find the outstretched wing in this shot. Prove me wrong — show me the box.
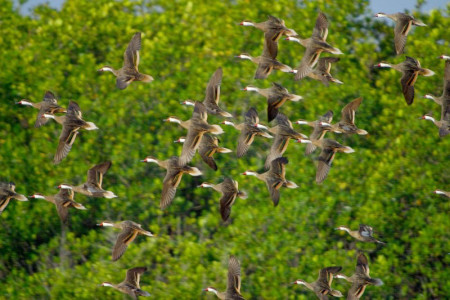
[87,161,112,188]
[123,32,141,69]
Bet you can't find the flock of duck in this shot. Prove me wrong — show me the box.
[2,9,449,299]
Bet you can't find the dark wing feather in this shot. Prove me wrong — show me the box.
[348,283,366,300]
[267,95,287,122]
[355,253,370,276]
[318,266,342,286]
[269,157,288,177]
[87,161,112,188]
[341,97,363,125]
[265,179,282,206]
[263,33,278,59]
[320,110,334,123]
[123,32,141,69]
[400,70,417,105]
[160,170,182,209]
[112,227,136,261]
[255,61,273,79]
[179,128,203,166]
[0,198,11,214]
[245,107,259,123]
[312,12,329,40]
[264,135,287,169]
[193,101,208,121]
[227,256,242,294]
[55,202,69,224]
[66,101,82,119]
[219,192,237,222]
[34,111,50,128]
[316,148,335,183]
[236,129,255,158]
[54,130,78,164]
[125,267,147,288]
[317,57,339,72]
[394,19,412,55]
[116,75,134,90]
[204,67,222,105]
[295,46,320,80]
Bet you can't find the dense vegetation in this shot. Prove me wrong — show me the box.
[0,0,449,299]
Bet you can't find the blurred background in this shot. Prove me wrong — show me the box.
[1,0,449,299]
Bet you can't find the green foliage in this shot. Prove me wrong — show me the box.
[0,0,449,299]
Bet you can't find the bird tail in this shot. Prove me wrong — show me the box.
[284,181,298,189]
[104,191,118,199]
[261,132,273,139]
[357,129,368,135]
[209,125,224,135]
[140,74,154,82]
[367,278,384,286]
[238,190,248,199]
[412,19,427,26]
[141,230,154,237]
[187,167,202,176]
[14,193,28,201]
[330,47,343,55]
[279,64,293,73]
[84,122,99,130]
[219,111,233,118]
[420,68,435,76]
[216,147,232,153]
[343,146,355,153]
[289,94,303,102]
[74,203,87,210]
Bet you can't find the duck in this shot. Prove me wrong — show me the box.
[221,107,272,158]
[198,178,247,222]
[97,220,154,261]
[374,56,434,105]
[141,156,202,209]
[42,101,98,164]
[296,138,354,184]
[163,116,191,130]
[239,15,298,41]
[292,266,343,299]
[295,110,335,155]
[57,161,117,198]
[174,134,232,171]
[100,266,150,298]
[286,12,343,80]
[335,224,385,244]
[29,187,86,224]
[242,82,303,122]
[203,255,245,299]
[0,182,28,214]
[264,113,309,169]
[236,37,292,79]
[330,97,368,135]
[16,91,66,128]
[98,32,153,89]
[242,157,297,206]
[434,190,450,198]
[374,12,427,55]
[421,113,449,137]
[334,253,383,299]
[291,57,343,86]
[181,67,232,118]
[239,15,297,60]
[179,102,224,166]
